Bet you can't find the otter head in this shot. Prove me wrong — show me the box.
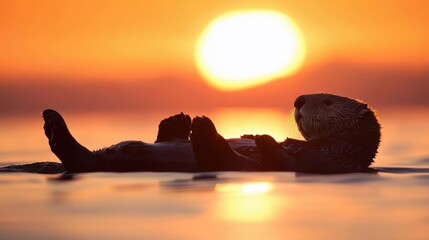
[294,93,379,141]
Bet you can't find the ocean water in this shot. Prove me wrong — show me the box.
[0,108,428,239]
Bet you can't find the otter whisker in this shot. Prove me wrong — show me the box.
[285,109,303,140]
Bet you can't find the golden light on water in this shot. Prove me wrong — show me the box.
[215,182,273,195]
[214,182,282,222]
[195,10,305,91]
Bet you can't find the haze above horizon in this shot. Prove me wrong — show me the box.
[1,0,429,114]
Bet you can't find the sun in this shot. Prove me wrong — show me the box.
[195,10,305,91]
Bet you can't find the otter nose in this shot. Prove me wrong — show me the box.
[294,95,306,109]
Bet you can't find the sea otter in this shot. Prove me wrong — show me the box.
[41,93,380,173]
[191,93,381,173]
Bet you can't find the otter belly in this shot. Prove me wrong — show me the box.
[94,138,261,172]
[94,140,196,172]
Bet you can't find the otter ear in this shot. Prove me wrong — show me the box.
[358,103,369,114]
[359,104,371,116]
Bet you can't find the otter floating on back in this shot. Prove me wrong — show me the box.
[193,93,381,173]
[39,93,380,174]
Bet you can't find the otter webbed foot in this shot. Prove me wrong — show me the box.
[42,109,96,173]
[155,112,191,143]
[190,116,231,171]
[190,116,261,171]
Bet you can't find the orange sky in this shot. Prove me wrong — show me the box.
[1,0,429,114]
[1,0,428,82]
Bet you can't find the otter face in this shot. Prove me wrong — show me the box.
[294,93,369,141]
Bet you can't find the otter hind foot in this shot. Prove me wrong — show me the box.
[190,116,232,171]
[42,109,96,173]
[155,112,191,143]
[190,116,261,171]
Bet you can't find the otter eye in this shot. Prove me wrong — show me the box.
[322,99,333,106]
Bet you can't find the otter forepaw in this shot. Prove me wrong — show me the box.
[255,134,279,152]
[155,112,191,142]
[240,134,256,140]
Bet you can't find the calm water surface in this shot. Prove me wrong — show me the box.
[0,108,428,239]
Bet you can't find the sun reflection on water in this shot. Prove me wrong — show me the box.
[215,182,273,195]
[214,181,282,222]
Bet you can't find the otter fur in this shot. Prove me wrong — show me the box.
[256,93,381,173]
[41,93,380,174]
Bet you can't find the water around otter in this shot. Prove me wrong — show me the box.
[0,108,429,239]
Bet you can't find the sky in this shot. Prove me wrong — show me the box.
[1,0,429,114]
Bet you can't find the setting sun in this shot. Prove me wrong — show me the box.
[195,10,305,91]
